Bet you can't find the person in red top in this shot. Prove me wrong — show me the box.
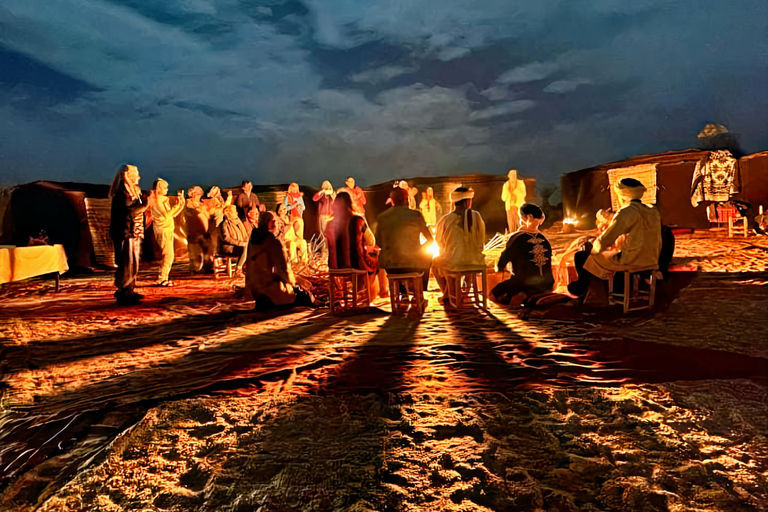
[341,176,367,216]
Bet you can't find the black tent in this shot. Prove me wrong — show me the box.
[561,149,768,230]
[0,181,110,269]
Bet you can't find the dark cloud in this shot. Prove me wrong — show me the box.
[0,0,766,189]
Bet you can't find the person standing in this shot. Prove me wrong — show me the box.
[236,180,261,221]
[148,179,184,286]
[312,180,335,235]
[109,164,149,305]
[419,186,442,232]
[501,169,527,233]
[342,177,367,216]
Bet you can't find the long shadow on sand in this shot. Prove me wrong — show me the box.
[0,310,346,489]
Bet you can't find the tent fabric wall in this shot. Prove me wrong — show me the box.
[738,152,768,212]
[561,149,768,230]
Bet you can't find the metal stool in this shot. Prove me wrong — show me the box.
[444,266,487,309]
[386,272,425,315]
[329,268,371,316]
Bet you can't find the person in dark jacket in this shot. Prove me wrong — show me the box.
[109,164,149,305]
[490,203,554,305]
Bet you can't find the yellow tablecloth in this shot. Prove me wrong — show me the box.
[0,245,69,285]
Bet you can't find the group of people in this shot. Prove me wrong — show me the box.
[109,163,666,312]
[489,177,668,308]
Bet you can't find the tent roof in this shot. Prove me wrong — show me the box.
[566,149,708,178]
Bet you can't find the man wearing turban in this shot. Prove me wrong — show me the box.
[433,187,486,297]
[569,178,662,301]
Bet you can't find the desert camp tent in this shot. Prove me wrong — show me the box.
[0,181,110,270]
[561,149,768,230]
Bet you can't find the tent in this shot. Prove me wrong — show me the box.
[561,149,768,229]
[0,181,110,270]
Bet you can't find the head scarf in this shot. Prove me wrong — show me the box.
[108,164,141,201]
[451,187,475,231]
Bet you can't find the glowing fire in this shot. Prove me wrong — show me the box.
[428,241,440,258]
[563,217,578,225]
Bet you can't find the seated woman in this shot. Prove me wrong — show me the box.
[326,191,379,298]
[490,203,555,305]
[276,203,308,263]
[245,211,317,311]
[219,204,249,274]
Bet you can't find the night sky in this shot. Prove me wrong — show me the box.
[1,0,767,190]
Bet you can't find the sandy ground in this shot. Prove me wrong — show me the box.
[1,234,767,511]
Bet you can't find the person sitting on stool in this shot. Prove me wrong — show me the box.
[568,178,661,306]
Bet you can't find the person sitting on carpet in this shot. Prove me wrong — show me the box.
[245,211,317,311]
[568,178,662,305]
[490,203,554,306]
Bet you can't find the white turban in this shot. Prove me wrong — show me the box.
[451,187,475,203]
[615,178,646,201]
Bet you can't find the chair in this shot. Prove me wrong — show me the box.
[728,215,748,238]
[213,254,238,279]
[444,266,487,309]
[608,269,660,314]
[329,268,371,315]
[386,272,425,315]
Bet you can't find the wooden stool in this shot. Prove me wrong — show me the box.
[213,256,238,279]
[444,266,487,309]
[386,272,425,315]
[329,268,371,316]
[608,269,660,314]
[728,215,748,237]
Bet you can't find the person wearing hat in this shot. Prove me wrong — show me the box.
[433,186,486,297]
[568,178,662,303]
